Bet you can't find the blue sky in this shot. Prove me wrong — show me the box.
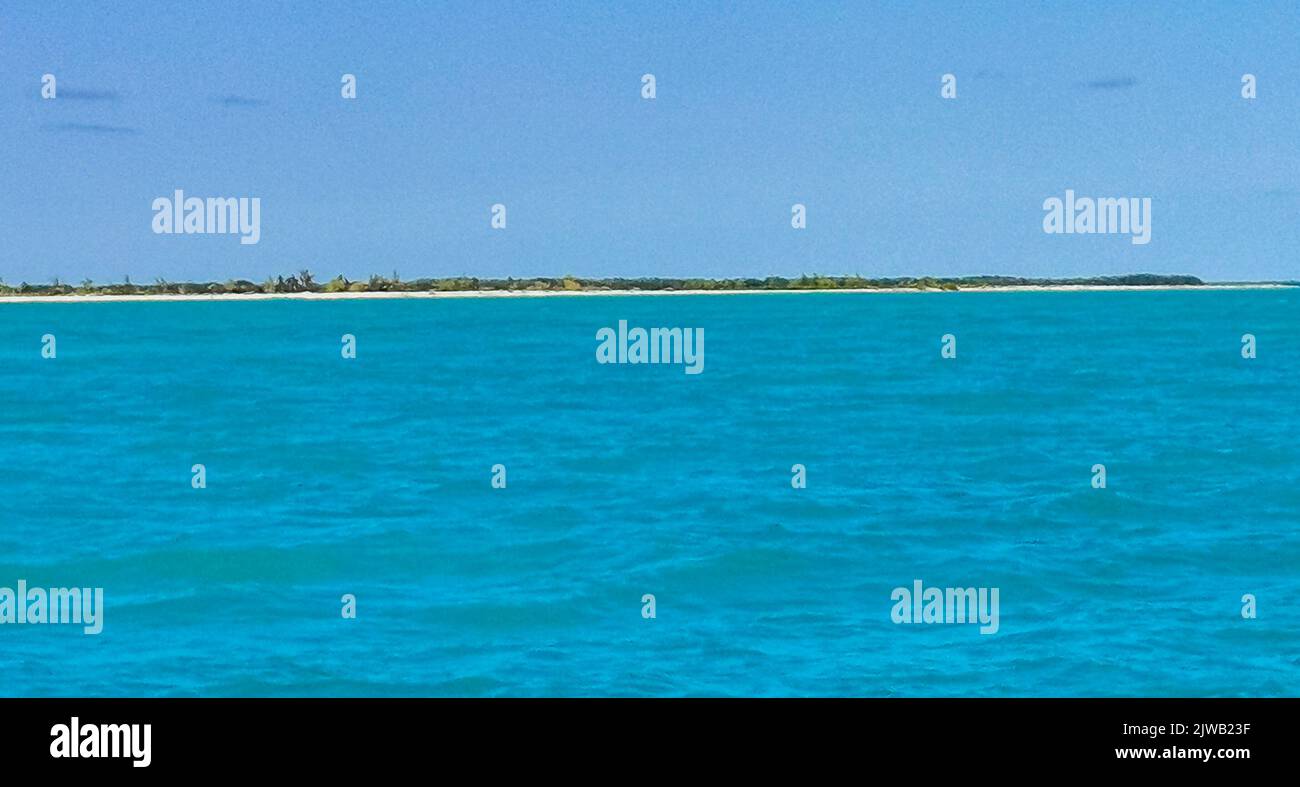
[1,1,1297,283]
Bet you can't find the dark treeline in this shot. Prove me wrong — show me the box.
[0,272,1215,296]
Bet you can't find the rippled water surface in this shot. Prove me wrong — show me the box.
[1,290,1297,696]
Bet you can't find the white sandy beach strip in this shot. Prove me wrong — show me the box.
[0,283,1291,304]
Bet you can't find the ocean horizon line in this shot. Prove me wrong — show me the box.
[1,273,1297,304]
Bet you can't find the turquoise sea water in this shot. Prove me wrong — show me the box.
[1,290,1297,697]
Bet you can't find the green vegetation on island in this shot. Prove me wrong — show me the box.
[0,272,1235,297]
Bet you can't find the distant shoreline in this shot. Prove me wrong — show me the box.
[0,283,1292,304]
